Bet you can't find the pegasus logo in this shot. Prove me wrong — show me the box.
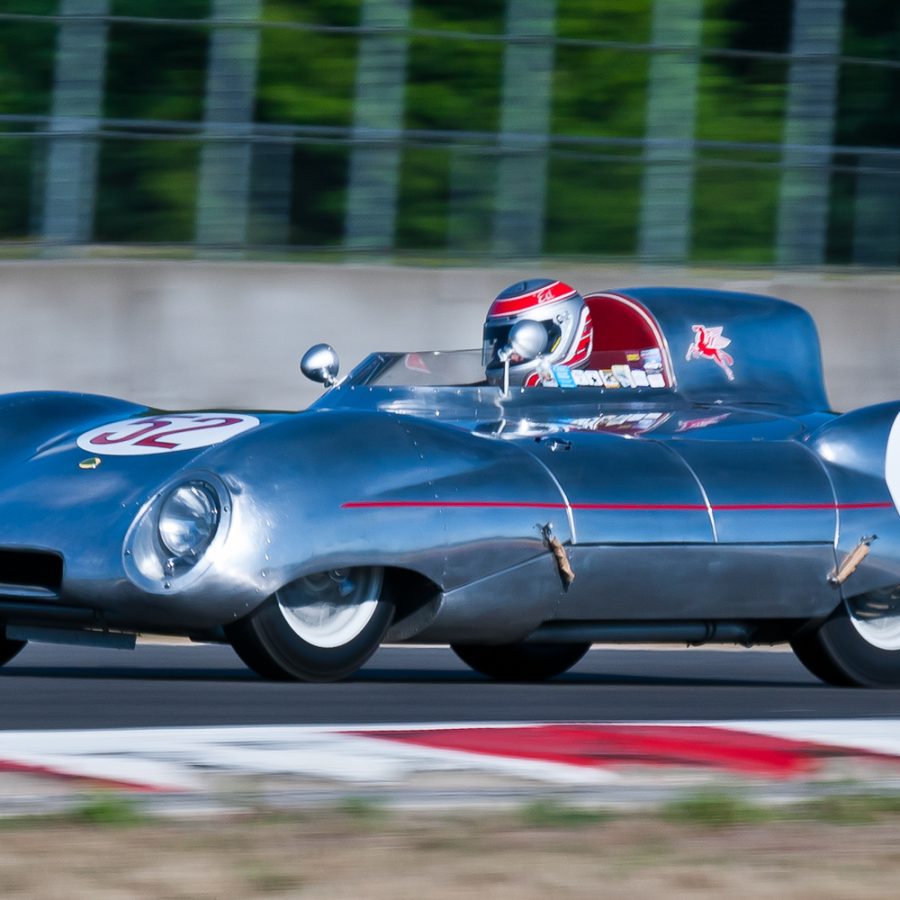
[686,324,735,381]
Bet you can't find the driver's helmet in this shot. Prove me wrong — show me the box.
[483,278,593,387]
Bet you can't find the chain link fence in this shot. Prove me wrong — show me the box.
[0,0,898,266]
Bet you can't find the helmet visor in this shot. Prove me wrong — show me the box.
[482,320,562,368]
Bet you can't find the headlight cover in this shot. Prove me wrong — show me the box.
[158,482,219,561]
[124,474,232,593]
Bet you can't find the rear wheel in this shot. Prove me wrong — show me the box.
[791,591,900,687]
[227,567,393,682]
[452,641,590,682]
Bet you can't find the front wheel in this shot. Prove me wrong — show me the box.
[227,567,393,682]
[791,591,900,687]
[452,641,591,682]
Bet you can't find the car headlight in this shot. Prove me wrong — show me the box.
[158,482,219,561]
[123,474,231,593]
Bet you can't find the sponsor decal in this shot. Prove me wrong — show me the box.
[686,324,735,381]
[77,413,259,456]
[571,369,603,387]
[600,370,620,388]
[546,366,666,390]
[641,348,663,373]
[550,365,577,388]
[611,364,633,388]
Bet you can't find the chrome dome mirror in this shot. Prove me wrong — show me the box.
[300,343,340,387]
[498,320,548,395]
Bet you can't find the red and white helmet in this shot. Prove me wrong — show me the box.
[483,278,593,387]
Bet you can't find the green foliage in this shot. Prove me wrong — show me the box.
[287,144,349,247]
[336,795,387,825]
[95,1,209,246]
[256,0,359,128]
[111,0,211,17]
[405,37,502,133]
[104,21,209,122]
[0,136,38,239]
[0,0,896,261]
[68,792,148,827]
[552,0,653,142]
[796,793,900,825]
[396,147,451,250]
[837,0,900,148]
[0,18,55,117]
[521,799,610,828]
[556,0,653,43]
[545,157,642,257]
[664,790,900,827]
[95,139,200,243]
[661,791,774,827]
[692,156,780,263]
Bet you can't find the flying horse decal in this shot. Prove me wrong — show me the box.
[686,324,735,381]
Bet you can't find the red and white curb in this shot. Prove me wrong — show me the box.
[1,720,900,794]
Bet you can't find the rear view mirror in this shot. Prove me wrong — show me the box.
[300,343,340,387]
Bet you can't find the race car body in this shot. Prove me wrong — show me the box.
[1,286,899,686]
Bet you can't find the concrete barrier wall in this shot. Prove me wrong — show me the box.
[0,260,897,412]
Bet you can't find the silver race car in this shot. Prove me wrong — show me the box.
[2,286,900,686]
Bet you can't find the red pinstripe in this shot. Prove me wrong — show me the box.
[341,500,894,512]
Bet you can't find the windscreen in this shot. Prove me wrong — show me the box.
[362,350,486,387]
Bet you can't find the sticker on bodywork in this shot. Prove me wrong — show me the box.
[686,324,735,381]
[77,413,259,456]
[548,366,666,389]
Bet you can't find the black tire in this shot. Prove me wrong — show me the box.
[0,633,25,668]
[791,600,900,688]
[226,567,393,682]
[452,641,591,682]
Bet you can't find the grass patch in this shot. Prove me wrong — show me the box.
[67,792,148,827]
[794,793,900,825]
[661,791,774,827]
[521,799,610,829]
[335,796,387,824]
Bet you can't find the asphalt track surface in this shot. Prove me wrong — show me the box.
[0,643,899,730]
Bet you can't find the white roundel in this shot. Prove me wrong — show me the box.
[886,412,900,513]
[77,413,259,456]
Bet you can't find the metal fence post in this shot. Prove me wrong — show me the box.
[41,0,109,246]
[637,0,703,263]
[344,0,411,253]
[492,0,556,259]
[853,153,900,267]
[776,0,844,267]
[195,0,261,249]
